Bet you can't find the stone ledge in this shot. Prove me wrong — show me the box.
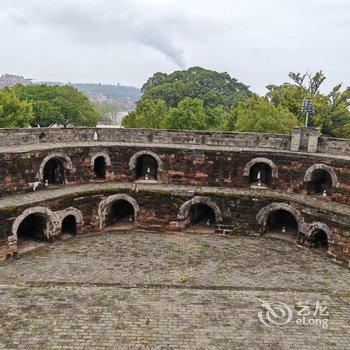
[1,141,350,161]
[1,182,349,219]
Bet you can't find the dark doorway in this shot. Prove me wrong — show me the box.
[105,200,135,227]
[94,156,107,180]
[187,203,216,231]
[307,170,332,195]
[312,229,329,250]
[249,163,272,187]
[61,215,77,235]
[266,209,298,236]
[43,158,65,185]
[17,213,48,241]
[135,155,158,180]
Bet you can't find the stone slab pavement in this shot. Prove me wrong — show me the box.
[0,232,349,349]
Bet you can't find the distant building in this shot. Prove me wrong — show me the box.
[0,73,33,88]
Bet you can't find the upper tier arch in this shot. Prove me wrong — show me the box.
[38,152,74,182]
[243,157,279,178]
[129,150,163,172]
[304,164,339,188]
[90,152,111,167]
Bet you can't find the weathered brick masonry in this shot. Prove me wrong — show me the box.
[0,127,349,265]
[1,140,349,204]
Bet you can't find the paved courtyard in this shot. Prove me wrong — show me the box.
[0,232,349,349]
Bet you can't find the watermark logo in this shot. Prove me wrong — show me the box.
[258,299,329,329]
[258,300,293,327]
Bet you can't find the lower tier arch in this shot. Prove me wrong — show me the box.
[1,187,349,265]
[11,207,55,242]
[256,203,308,234]
[98,194,140,229]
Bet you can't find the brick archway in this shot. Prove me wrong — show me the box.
[256,203,307,233]
[90,152,111,167]
[98,194,140,229]
[306,222,333,244]
[56,208,83,236]
[38,152,74,182]
[177,196,222,223]
[56,207,83,226]
[11,206,55,242]
[128,150,163,172]
[243,157,278,178]
[304,164,339,188]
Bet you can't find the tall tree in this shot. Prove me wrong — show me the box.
[266,71,350,137]
[13,84,99,127]
[141,66,250,109]
[0,89,33,127]
[232,95,299,134]
[162,98,208,130]
[122,99,169,129]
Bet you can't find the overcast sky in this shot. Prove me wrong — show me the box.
[1,0,349,93]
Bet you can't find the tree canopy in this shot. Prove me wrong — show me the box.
[122,99,168,129]
[12,84,99,127]
[232,95,298,134]
[141,66,250,109]
[1,67,348,138]
[121,97,231,131]
[163,98,208,130]
[0,89,34,128]
[122,68,350,137]
[266,71,350,138]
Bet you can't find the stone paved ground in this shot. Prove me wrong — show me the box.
[0,232,349,349]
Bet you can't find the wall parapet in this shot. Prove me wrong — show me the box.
[0,127,291,149]
[0,127,348,156]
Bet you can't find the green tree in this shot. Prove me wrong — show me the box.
[141,66,250,109]
[266,83,306,122]
[205,105,230,131]
[122,99,169,129]
[233,95,299,134]
[13,84,99,127]
[0,89,34,127]
[266,71,350,137]
[162,98,208,130]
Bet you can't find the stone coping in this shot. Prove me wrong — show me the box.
[0,141,349,161]
[0,182,349,218]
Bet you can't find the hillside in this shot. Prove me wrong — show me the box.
[71,83,141,101]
